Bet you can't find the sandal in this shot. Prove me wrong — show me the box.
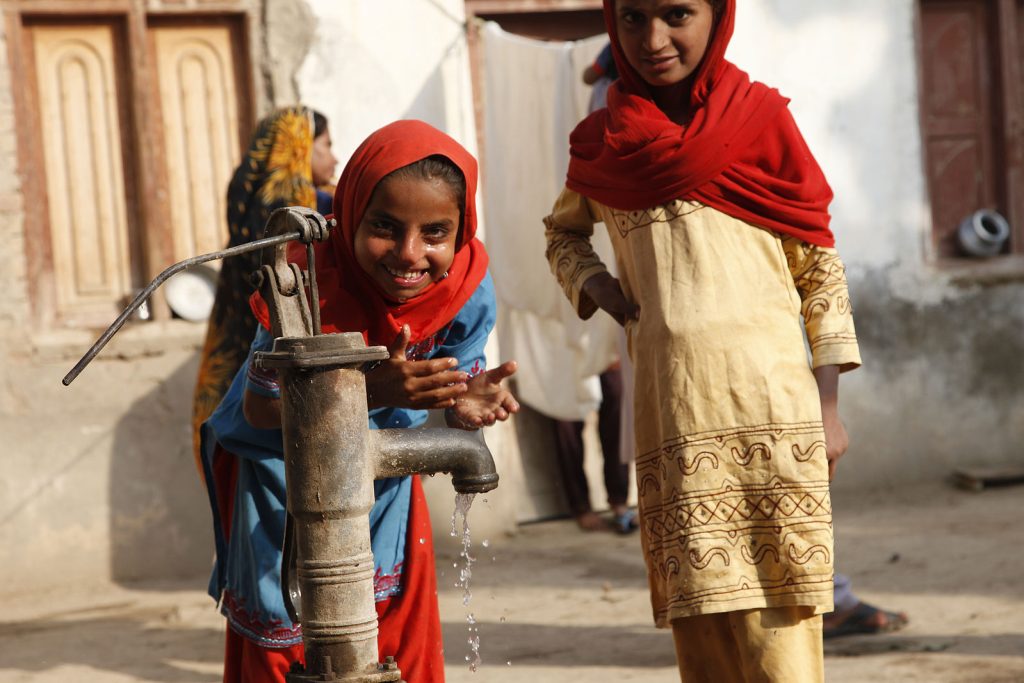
[823,601,909,639]
[613,509,639,535]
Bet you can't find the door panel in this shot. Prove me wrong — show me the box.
[153,26,240,262]
[920,1,998,256]
[32,25,133,321]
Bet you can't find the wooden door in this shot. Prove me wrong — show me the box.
[920,1,999,256]
[31,24,134,323]
[153,25,241,262]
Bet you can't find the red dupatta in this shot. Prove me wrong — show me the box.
[250,120,489,347]
[567,0,835,247]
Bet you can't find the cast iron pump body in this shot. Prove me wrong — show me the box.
[64,207,500,683]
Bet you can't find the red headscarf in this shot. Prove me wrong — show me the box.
[567,0,835,246]
[251,120,489,346]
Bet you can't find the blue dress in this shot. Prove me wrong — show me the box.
[201,273,495,647]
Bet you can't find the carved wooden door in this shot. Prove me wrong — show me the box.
[919,0,1000,257]
[153,25,241,263]
[31,24,135,324]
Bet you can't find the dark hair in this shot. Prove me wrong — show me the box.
[312,110,328,139]
[386,155,467,235]
[710,0,726,15]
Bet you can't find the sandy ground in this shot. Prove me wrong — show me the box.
[1,480,1021,682]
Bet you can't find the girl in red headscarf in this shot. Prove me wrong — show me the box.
[544,1,861,680]
[201,120,518,683]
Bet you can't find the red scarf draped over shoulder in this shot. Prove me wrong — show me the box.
[567,0,834,247]
[251,120,489,346]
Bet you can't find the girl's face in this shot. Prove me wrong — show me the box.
[353,175,460,302]
[311,130,338,187]
[615,0,715,88]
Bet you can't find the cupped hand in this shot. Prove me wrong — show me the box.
[365,325,469,410]
[446,361,520,430]
[582,272,639,327]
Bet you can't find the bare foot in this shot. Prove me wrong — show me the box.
[575,511,609,532]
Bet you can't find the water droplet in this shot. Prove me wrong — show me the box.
[507,660,512,666]
[419,538,425,544]
[481,539,490,548]
[451,492,480,671]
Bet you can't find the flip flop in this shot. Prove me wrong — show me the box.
[614,509,639,535]
[823,601,909,639]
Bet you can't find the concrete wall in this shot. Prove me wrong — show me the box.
[1,1,267,596]
[733,0,1024,491]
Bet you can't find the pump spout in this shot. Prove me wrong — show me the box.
[372,429,499,494]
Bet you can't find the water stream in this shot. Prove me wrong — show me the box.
[450,492,480,671]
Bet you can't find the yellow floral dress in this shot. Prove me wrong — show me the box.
[545,188,860,627]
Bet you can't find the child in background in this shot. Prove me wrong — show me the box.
[582,42,619,112]
[202,120,519,683]
[545,1,860,680]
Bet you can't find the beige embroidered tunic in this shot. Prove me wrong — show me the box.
[545,188,861,628]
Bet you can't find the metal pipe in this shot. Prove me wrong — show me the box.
[62,230,304,386]
[372,429,499,494]
[279,359,383,681]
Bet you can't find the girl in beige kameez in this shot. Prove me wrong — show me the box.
[544,1,860,681]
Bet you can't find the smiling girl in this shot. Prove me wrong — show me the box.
[545,1,860,680]
[202,120,518,683]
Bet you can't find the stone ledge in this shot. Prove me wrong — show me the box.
[27,319,206,363]
[934,254,1024,286]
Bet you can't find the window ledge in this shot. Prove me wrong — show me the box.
[932,254,1024,286]
[29,319,206,364]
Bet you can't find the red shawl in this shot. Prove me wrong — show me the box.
[567,0,835,246]
[251,120,489,346]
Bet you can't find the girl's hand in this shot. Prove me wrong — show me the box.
[821,405,849,481]
[366,325,469,410]
[813,365,847,480]
[445,361,520,430]
[582,272,639,327]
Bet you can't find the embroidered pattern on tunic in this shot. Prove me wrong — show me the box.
[544,221,603,305]
[637,421,833,624]
[784,242,859,364]
[607,200,705,237]
[222,591,304,647]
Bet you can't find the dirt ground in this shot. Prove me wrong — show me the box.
[1,480,1021,682]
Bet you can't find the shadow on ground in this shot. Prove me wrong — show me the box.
[0,598,222,682]
[442,620,675,669]
[826,632,1024,659]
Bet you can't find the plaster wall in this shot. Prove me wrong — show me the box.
[0,3,268,596]
[293,0,477,166]
[732,0,1024,490]
[0,24,27,342]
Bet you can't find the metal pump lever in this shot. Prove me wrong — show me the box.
[62,207,333,387]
